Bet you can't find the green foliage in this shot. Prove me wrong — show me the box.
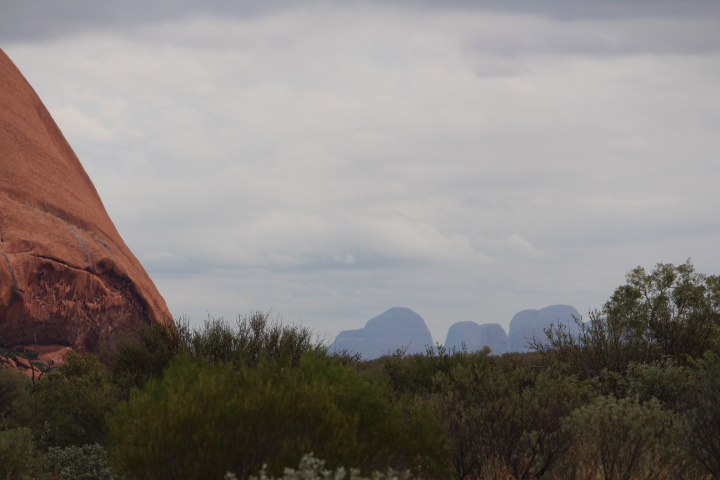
[106,321,184,398]
[0,427,40,480]
[109,354,450,480]
[424,353,588,479]
[227,453,414,480]
[556,396,697,480]
[382,343,480,398]
[43,443,122,480]
[686,352,720,479]
[179,311,324,368]
[0,368,32,421]
[15,351,119,449]
[576,361,699,405]
[535,260,720,378]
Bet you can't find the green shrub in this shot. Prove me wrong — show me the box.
[180,311,323,368]
[0,368,32,421]
[109,354,450,480]
[686,352,720,478]
[14,351,119,449]
[106,321,184,398]
[555,396,698,480]
[44,443,122,480]
[0,427,41,480]
[382,343,479,398]
[426,353,588,480]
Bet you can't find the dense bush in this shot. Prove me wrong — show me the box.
[43,443,122,480]
[106,321,184,398]
[385,348,588,479]
[179,311,324,367]
[0,427,40,480]
[686,352,720,479]
[0,368,31,421]
[382,343,480,398]
[109,354,450,480]
[14,351,119,449]
[555,396,698,480]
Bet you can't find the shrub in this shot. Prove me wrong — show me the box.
[686,352,720,478]
[426,353,588,479]
[14,351,119,448]
[109,354,450,480]
[382,343,478,399]
[0,368,32,421]
[44,443,122,480]
[0,427,40,480]
[555,396,698,480]
[106,321,184,398]
[179,311,323,368]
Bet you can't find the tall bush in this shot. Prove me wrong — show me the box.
[179,311,323,368]
[555,396,698,480]
[14,351,119,448]
[109,354,450,480]
[426,354,587,479]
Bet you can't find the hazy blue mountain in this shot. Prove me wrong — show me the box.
[508,304,581,352]
[444,321,509,354]
[331,307,434,360]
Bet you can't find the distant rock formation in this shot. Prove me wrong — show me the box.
[508,305,581,352]
[0,48,173,371]
[444,321,509,354]
[331,307,433,360]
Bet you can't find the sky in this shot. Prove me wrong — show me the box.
[2,0,720,345]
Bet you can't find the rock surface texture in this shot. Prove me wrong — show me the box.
[0,49,172,366]
[331,307,434,360]
[444,321,509,354]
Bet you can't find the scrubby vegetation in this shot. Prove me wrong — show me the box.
[2,260,720,479]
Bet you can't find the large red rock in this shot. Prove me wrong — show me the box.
[0,49,173,356]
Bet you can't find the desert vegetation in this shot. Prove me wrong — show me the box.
[2,260,720,479]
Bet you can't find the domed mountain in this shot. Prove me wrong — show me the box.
[508,304,581,352]
[444,321,509,354]
[0,49,172,375]
[331,307,433,360]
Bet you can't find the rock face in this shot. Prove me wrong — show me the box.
[444,321,509,354]
[508,304,581,352]
[0,49,172,357]
[331,307,434,360]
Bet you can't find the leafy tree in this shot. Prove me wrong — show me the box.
[535,260,720,377]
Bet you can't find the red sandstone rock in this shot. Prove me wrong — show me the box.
[0,49,173,357]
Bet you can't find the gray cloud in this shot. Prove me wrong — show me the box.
[3,1,719,342]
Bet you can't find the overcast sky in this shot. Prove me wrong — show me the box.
[3,0,720,344]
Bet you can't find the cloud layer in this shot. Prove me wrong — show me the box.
[4,1,720,342]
